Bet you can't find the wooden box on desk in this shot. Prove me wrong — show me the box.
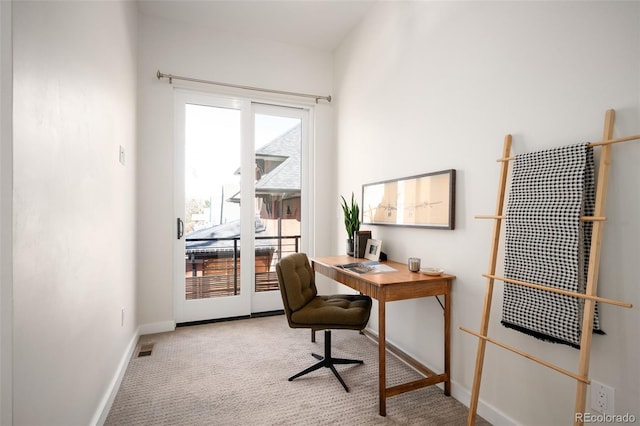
[354,230,372,258]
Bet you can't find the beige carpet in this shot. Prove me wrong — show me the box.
[105,315,490,425]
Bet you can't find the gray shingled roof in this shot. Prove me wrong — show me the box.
[255,124,300,194]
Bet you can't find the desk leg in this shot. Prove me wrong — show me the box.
[444,290,451,396]
[379,299,387,416]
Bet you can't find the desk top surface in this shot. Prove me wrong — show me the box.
[311,255,455,287]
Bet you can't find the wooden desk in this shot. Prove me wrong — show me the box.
[311,255,454,416]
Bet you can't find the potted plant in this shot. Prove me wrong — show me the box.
[340,192,361,256]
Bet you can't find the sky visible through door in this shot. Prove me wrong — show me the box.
[184,105,299,232]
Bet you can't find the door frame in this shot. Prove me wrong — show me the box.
[250,103,311,313]
[173,89,314,323]
[173,90,250,323]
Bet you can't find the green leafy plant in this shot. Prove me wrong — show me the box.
[340,192,361,239]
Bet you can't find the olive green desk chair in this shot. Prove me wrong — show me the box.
[275,253,372,392]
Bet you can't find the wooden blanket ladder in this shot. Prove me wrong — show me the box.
[460,109,639,425]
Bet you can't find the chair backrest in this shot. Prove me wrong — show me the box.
[276,253,318,323]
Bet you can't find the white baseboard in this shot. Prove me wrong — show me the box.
[91,330,139,426]
[90,320,176,425]
[450,381,518,426]
[138,320,176,335]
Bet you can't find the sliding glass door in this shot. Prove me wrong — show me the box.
[173,90,309,323]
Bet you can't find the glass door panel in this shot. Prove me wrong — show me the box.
[251,105,306,313]
[184,103,242,300]
[174,91,250,323]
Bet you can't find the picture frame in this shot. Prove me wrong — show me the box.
[361,169,456,229]
[364,238,382,261]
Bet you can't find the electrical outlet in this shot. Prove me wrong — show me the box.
[591,380,614,415]
[121,307,125,327]
[119,145,125,165]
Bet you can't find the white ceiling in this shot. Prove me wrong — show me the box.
[136,0,377,51]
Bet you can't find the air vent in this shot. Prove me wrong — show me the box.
[137,343,154,357]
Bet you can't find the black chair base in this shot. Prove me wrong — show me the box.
[288,330,363,392]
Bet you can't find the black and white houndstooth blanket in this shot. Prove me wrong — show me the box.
[501,143,602,349]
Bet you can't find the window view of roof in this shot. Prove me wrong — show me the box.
[183,114,302,299]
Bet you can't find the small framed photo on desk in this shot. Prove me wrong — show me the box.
[364,239,382,261]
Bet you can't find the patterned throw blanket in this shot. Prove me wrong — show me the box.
[501,143,602,349]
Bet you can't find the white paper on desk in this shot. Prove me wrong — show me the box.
[360,261,396,273]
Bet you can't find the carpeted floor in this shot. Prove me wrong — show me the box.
[105,315,490,425]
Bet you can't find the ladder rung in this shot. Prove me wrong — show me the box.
[497,133,640,162]
[475,215,606,221]
[460,327,589,383]
[483,274,633,308]
[589,133,640,146]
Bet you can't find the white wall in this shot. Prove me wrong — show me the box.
[0,1,13,424]
[12,1,138,424]
[136,14,336,329]
[334,1,639,425]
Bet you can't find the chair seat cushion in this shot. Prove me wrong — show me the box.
[291,294,372,329]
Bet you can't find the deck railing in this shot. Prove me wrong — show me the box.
[184,235,300,299]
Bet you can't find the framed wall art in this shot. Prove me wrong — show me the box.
[361,169,456,229]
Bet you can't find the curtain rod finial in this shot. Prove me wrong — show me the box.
[157,70,173,84]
